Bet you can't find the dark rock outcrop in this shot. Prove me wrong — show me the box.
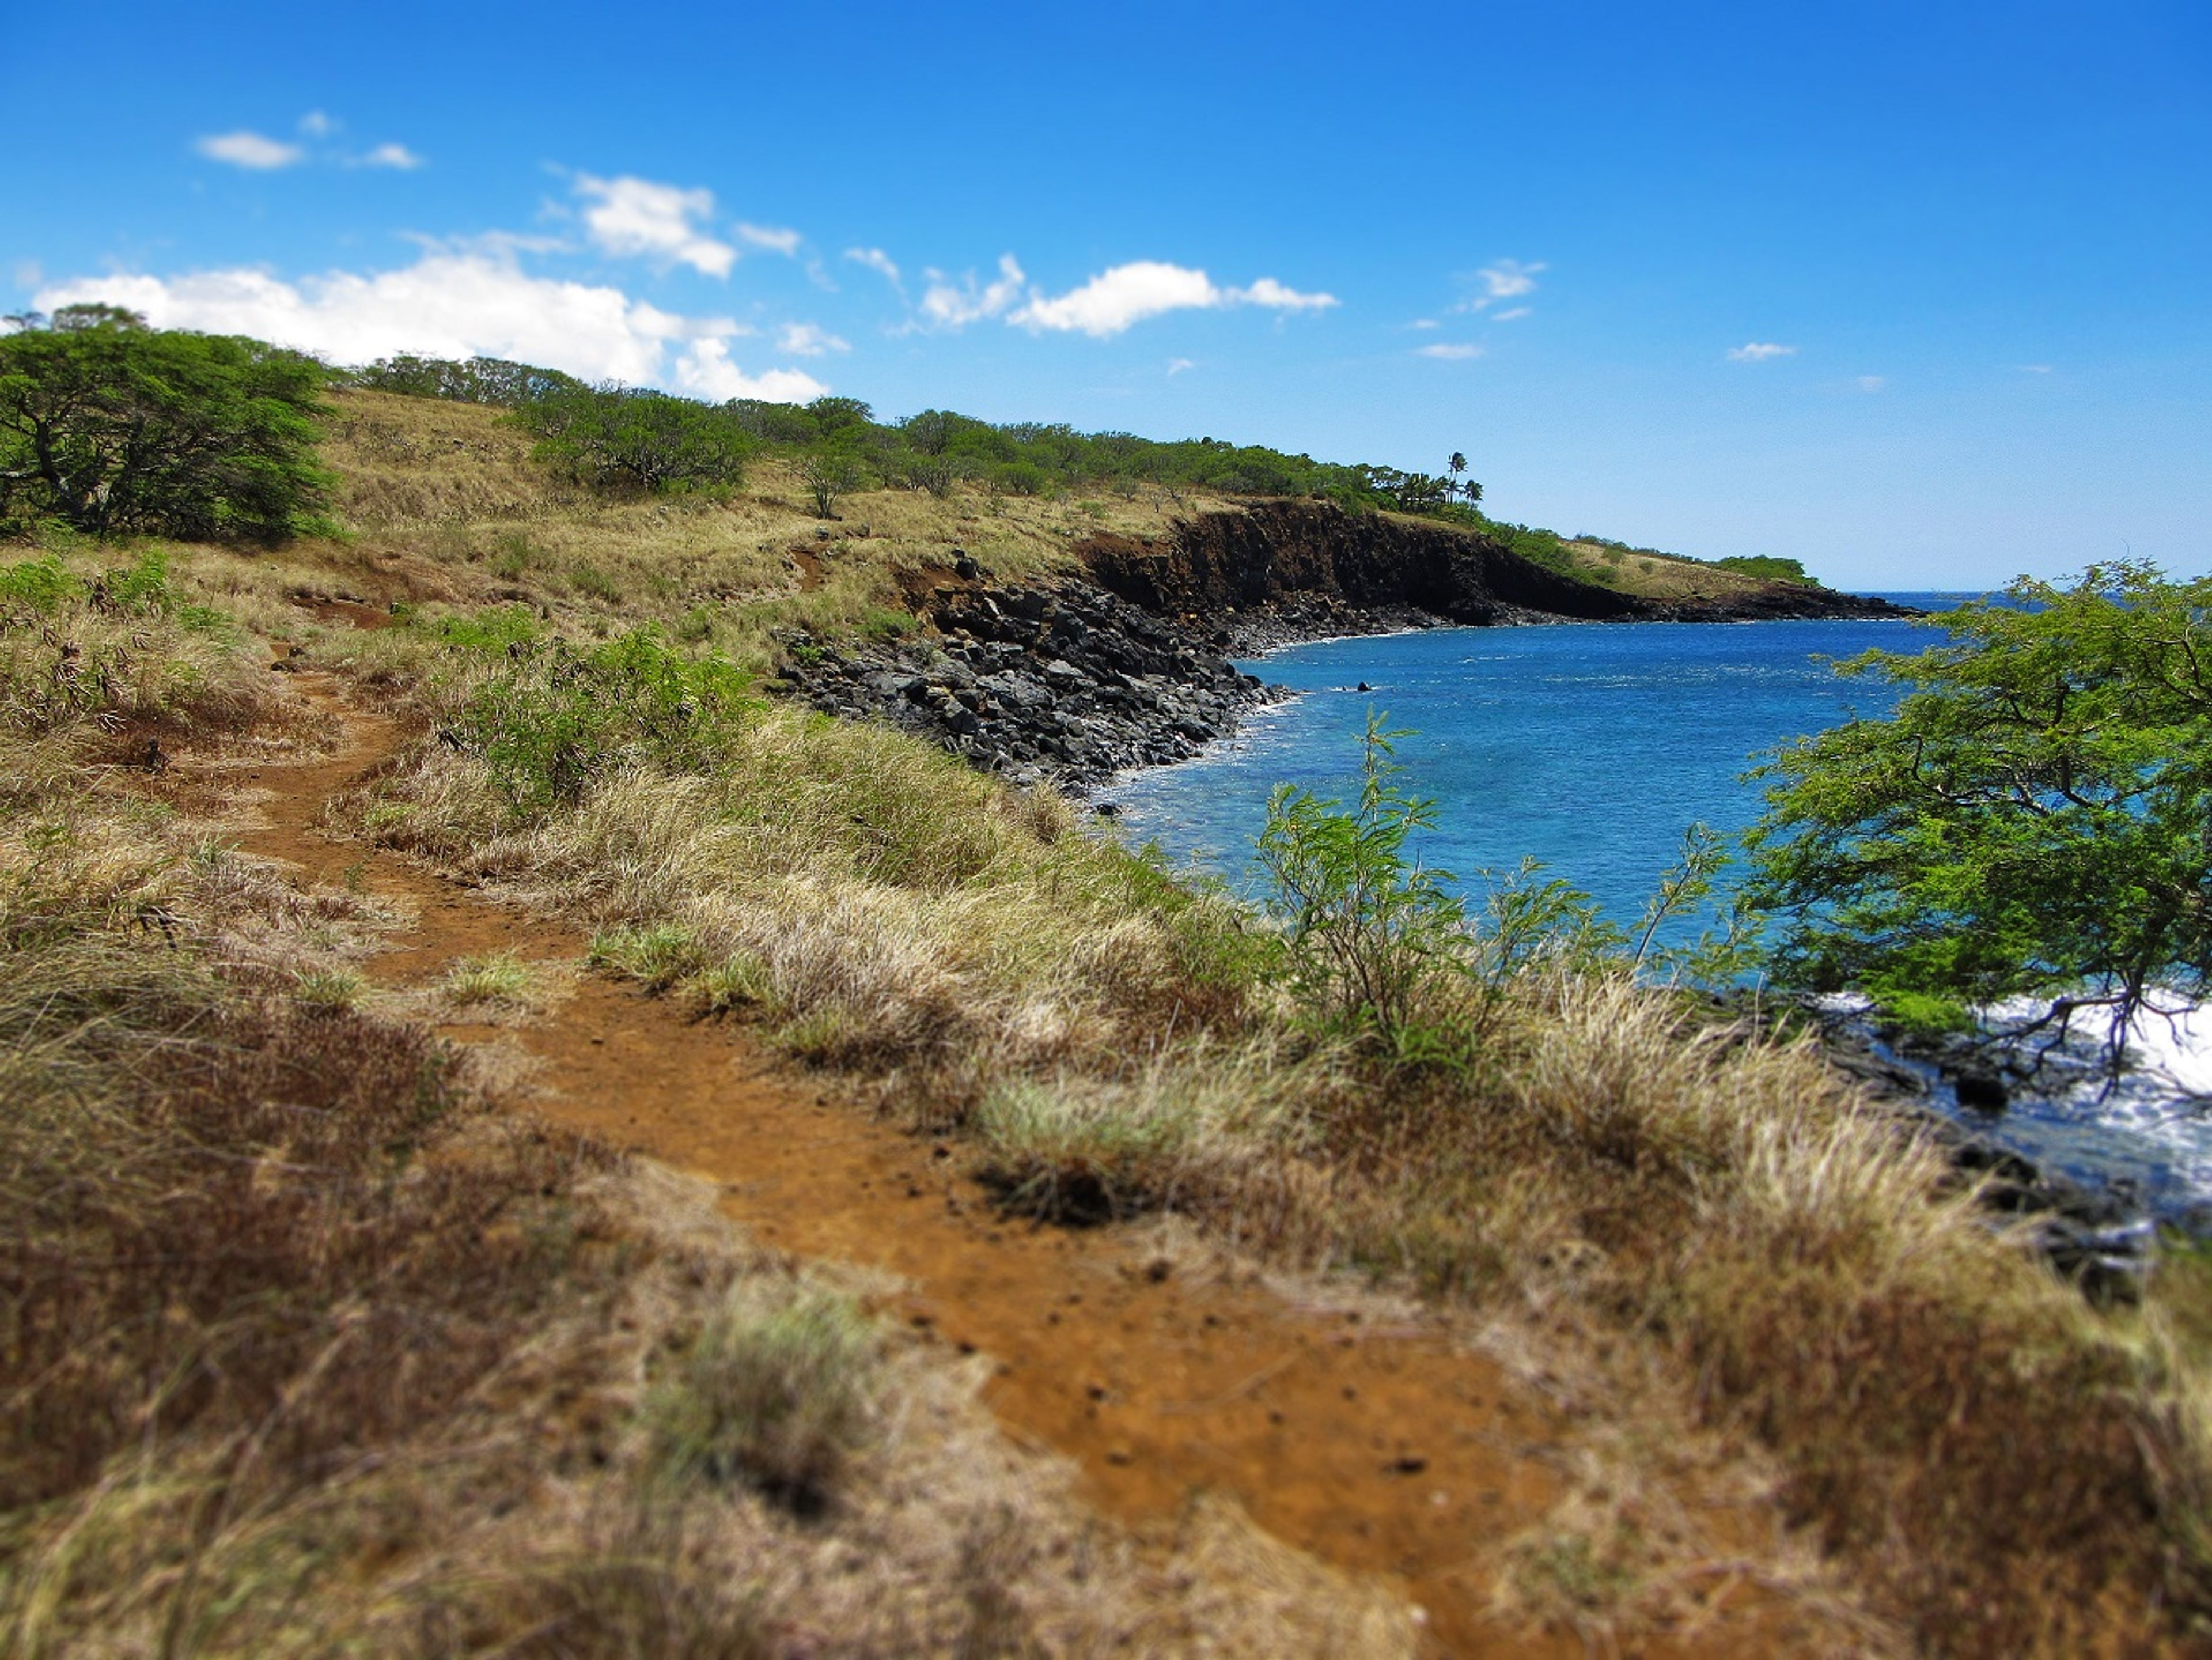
[777,580,1282,791]
[1080,502,1912,651]
[1810,1004,2154,1299]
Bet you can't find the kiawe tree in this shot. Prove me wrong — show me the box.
[0,306,332,543]
[1745,564,2212,1068]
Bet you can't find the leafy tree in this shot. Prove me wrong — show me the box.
[518,383,751,493]
[800,448,863,517]
[1745,565,2212,1062]
[354,353,581,405]
[0,307,332,542]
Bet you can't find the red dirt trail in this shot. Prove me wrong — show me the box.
[224,672,1817,1659]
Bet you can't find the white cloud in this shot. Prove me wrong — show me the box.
[736,222,801,256]
[673,339,828,403]
[196,130,304,170]
[1009,260,1337,338]
[1408,317,1440,330]
[1166,357,1195,375]
[573,173,736,277]
[844,247,903,292]
[1476,259,1544,300]
[33,249,779,390]
[1418,342,1483,360]
[359,142,425,170]
[920,254,1027,328]
[298,110,337,138]
[1491,305,1531,322]
[1456,259,1545,313]
[1857,374,1887,392]
[1726,341,1797,362]
[2018,362,2054,373]
[777,322,849,356]
[1229,275,1339,314]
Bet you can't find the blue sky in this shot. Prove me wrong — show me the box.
[5,1,2206,588]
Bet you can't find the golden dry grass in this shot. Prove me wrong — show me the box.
[0,592,1426,1659]
[1556,538,1772,600]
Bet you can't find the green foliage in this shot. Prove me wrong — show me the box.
[1,546,213,630]
[1256,713,1476,1063]
[429,603,540,653]
[351,353,581,406]
[0,555,78,618]
[800,447,863,517]
[1744,564,2212,1054]
[517,381,753,493]
[0,308,332,542]
[453,630,760,818]
[1715,554,1820,587]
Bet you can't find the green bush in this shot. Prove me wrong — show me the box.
[454,630,760,818]
[518,382,752,494]
[1256,714,1478,1064]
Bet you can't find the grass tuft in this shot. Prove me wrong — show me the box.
[643,1282,881,1513]
[439,949,535,1007]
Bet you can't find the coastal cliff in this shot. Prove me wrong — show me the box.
[779,499,1914,786]
[1081,501,1912,648]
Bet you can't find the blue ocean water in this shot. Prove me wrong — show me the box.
[1106,596,2212,1221]
[1109,606,1945,920]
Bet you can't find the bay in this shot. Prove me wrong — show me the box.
[1105,595,2212,1223]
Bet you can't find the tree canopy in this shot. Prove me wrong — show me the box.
[1745,565,2212,1054]
[0,307,332,543]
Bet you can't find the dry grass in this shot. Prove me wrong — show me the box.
[1555,539,1772,601]
[0,588,1431,1656]
[309,389,1248,675]
[329,640,2212,1652]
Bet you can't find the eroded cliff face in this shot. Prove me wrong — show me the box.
[1080,501,1637,632]
[1078,501,1908,640]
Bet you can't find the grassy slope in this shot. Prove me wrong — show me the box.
[0,532,1411,1650]
[325,391,1789,632]
[1554,539,1777,600]
[9,399,2212,1654]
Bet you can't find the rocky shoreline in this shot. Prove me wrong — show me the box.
[773,572,1287,792]
[773,504,1914,793]
[1806,1008,2161,1298]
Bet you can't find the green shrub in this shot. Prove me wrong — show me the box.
[454,630,759,818]
[1256,714,1477,1064]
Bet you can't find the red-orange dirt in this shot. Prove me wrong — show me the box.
[222,672,1826,1659]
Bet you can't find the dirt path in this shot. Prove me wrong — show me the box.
[228,676,1802,1658]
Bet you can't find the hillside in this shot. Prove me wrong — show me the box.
[5,360,2210,1658]
[315,390,1872,672]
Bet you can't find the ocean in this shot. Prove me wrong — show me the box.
[1105,596,2212,1224]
